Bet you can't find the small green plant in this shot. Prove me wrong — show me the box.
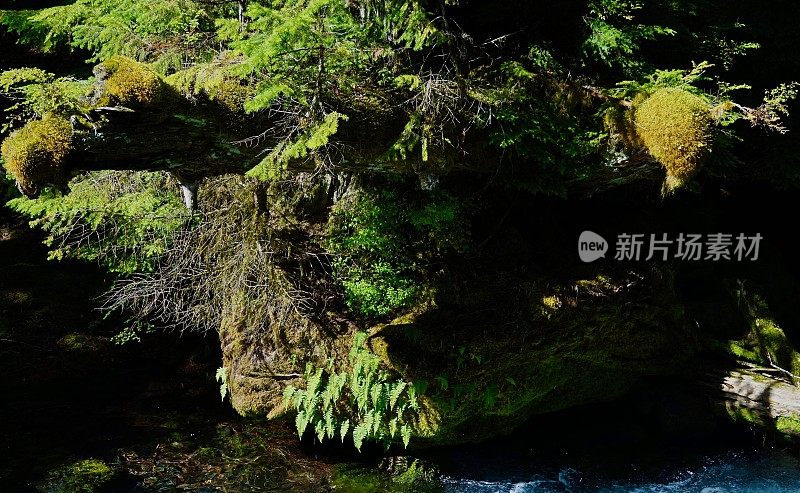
[216,366,229,401]
[283,332,422,450]
[325,187,469,317]
[110,319,155,345]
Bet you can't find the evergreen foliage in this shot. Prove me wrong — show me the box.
[583,0,676,73]
[1,0,218,72]
[7,171,189,274]
[0,68,89,133]
[2,0,797,190]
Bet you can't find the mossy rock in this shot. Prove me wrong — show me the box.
[38,459,116,493]
[1,116,72,195]
[95,56,166,107]
[368,269,695,445]
[634,87,714,192]
[332,459,443,493]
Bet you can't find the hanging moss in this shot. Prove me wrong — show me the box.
[0,116,72,195]
[634,88,714,192]
[98,55,165,107]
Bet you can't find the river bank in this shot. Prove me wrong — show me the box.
[1,209,799,493]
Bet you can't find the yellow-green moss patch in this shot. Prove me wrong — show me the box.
[57,332,110,355]
[1,116,72,195]
[332,460,443,493]
[635,87,714,192]
[39,458,115,493]
[776,415,800,436]
[100,56,165,106]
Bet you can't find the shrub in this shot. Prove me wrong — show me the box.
[326,187,469,318]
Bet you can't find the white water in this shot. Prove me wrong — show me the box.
[440,450,800,493]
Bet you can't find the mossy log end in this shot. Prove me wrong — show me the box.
[704,366,800,437]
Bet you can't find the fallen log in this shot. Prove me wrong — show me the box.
[702,365,800,437]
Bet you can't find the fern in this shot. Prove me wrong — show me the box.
[283,331,422,451]
[215,366,229,401]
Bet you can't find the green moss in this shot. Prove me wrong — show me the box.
[725,402,767,427]
[332,461,443,493]
[634,87,714,192]
[0,116,72,195]
[39,459,115,493]
[726,293,800,377]
[99,56,165,106]
[776,416,800,436]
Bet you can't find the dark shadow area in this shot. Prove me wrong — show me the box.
[0,216,232,490]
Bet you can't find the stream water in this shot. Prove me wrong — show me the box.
[439,449,800,493]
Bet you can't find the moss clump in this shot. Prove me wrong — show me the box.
[0,116,72,195]
[634,87,714,192]
[39,458,115,493]
[776,415,800,436]
[99,56,164,106]
[332,461,443,493]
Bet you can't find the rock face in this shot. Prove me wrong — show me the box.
[217,174,701,444]
[221,250,696,444]
[156,167,800,448]
[368,268,695,444]
[219,271,355,417]
[213,173,360,417]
